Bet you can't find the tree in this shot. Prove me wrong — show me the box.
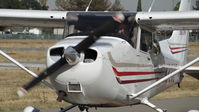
[0,0,48,10]
[194,0,199,10]
[56,0,86,11]
[56,0,124,11]
[109,0,124,11]
[38,0,47,6]
[0,0,21,9]
[38,0,49,10]
[89,0,111,11]
[173,1,180,11]
[0,0,49,32]
[137,0,142,11]
[20,0,48,10]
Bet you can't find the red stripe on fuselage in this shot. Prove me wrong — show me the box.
[112,67,159,76]
[169,46,187,54]
[171,49,187,54]
[169,47,187,50]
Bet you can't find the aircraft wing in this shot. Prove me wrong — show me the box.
[0,9,68,27]
[136,11,199,31]
[185,66,199,80]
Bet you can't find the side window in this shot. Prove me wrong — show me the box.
[140,30,152,52]
[129,25,138,48]
[152,37,161,55]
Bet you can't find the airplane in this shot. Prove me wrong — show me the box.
[0,0,199,112]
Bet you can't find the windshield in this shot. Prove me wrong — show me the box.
[64,12,136,41]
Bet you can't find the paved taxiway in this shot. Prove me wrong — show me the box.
[0,62,46,69]
[4,96,199,112]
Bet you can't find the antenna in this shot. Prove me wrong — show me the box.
[148,0,156,12]
[85,0,93,12]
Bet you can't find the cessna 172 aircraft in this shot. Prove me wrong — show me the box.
[0,0,199,112]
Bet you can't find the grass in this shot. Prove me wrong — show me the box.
[188,42,199,56]
[0,39,57,48]
[0,69,67,111]
[152,75,199,100]
[188,42,199,50]
[0,39,198,111]
[0,39,58,62]
[152,42,199,100]
[188,42,199,66]
[0,39,64,111]
[0,50,46,62]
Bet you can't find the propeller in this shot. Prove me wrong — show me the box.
[17,13,125,97]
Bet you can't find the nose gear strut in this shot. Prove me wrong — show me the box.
[79,106,89,112]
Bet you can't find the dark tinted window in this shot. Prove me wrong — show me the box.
[65,12,136,41]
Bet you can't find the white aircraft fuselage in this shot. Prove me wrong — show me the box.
[47,36,182,107]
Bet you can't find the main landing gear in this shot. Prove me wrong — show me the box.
[59,105,77,112]
[23,105,89,112]
[78,106,89,112]
[59,105,89,112]
[141,98,167,112]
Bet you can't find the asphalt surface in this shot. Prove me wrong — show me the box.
[4,96,199,112]
[0,47,48,51]
[0,62,46,69]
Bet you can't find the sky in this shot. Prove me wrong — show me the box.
[47,0,195,11]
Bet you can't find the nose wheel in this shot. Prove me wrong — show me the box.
[59,105,77,112]
[59,105,89,112]
[78,106,89,112]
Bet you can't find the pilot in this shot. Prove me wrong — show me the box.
[109,24,128,40]
[118,25,126,35]
[85,26,94,33]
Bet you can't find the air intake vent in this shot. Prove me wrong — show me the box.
[83,49,97,63]
[50,47,64,56]
[67,82,82,93]
[50,47,64,61]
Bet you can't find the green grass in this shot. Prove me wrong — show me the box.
[0,69,67,111]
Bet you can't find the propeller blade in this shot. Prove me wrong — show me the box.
[17,58,67,97]
[17,13,125,97]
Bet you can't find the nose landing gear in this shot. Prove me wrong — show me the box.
[59,105,89,112]
[59,105,77,112]
[78,106,89,112]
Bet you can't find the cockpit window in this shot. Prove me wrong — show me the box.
[64,12,135,41]
[140,30,152,52]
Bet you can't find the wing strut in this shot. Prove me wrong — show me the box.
[130,57,199,98]
[148,0,156,12]
[0,50,55,90]
[85,0,93,12]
